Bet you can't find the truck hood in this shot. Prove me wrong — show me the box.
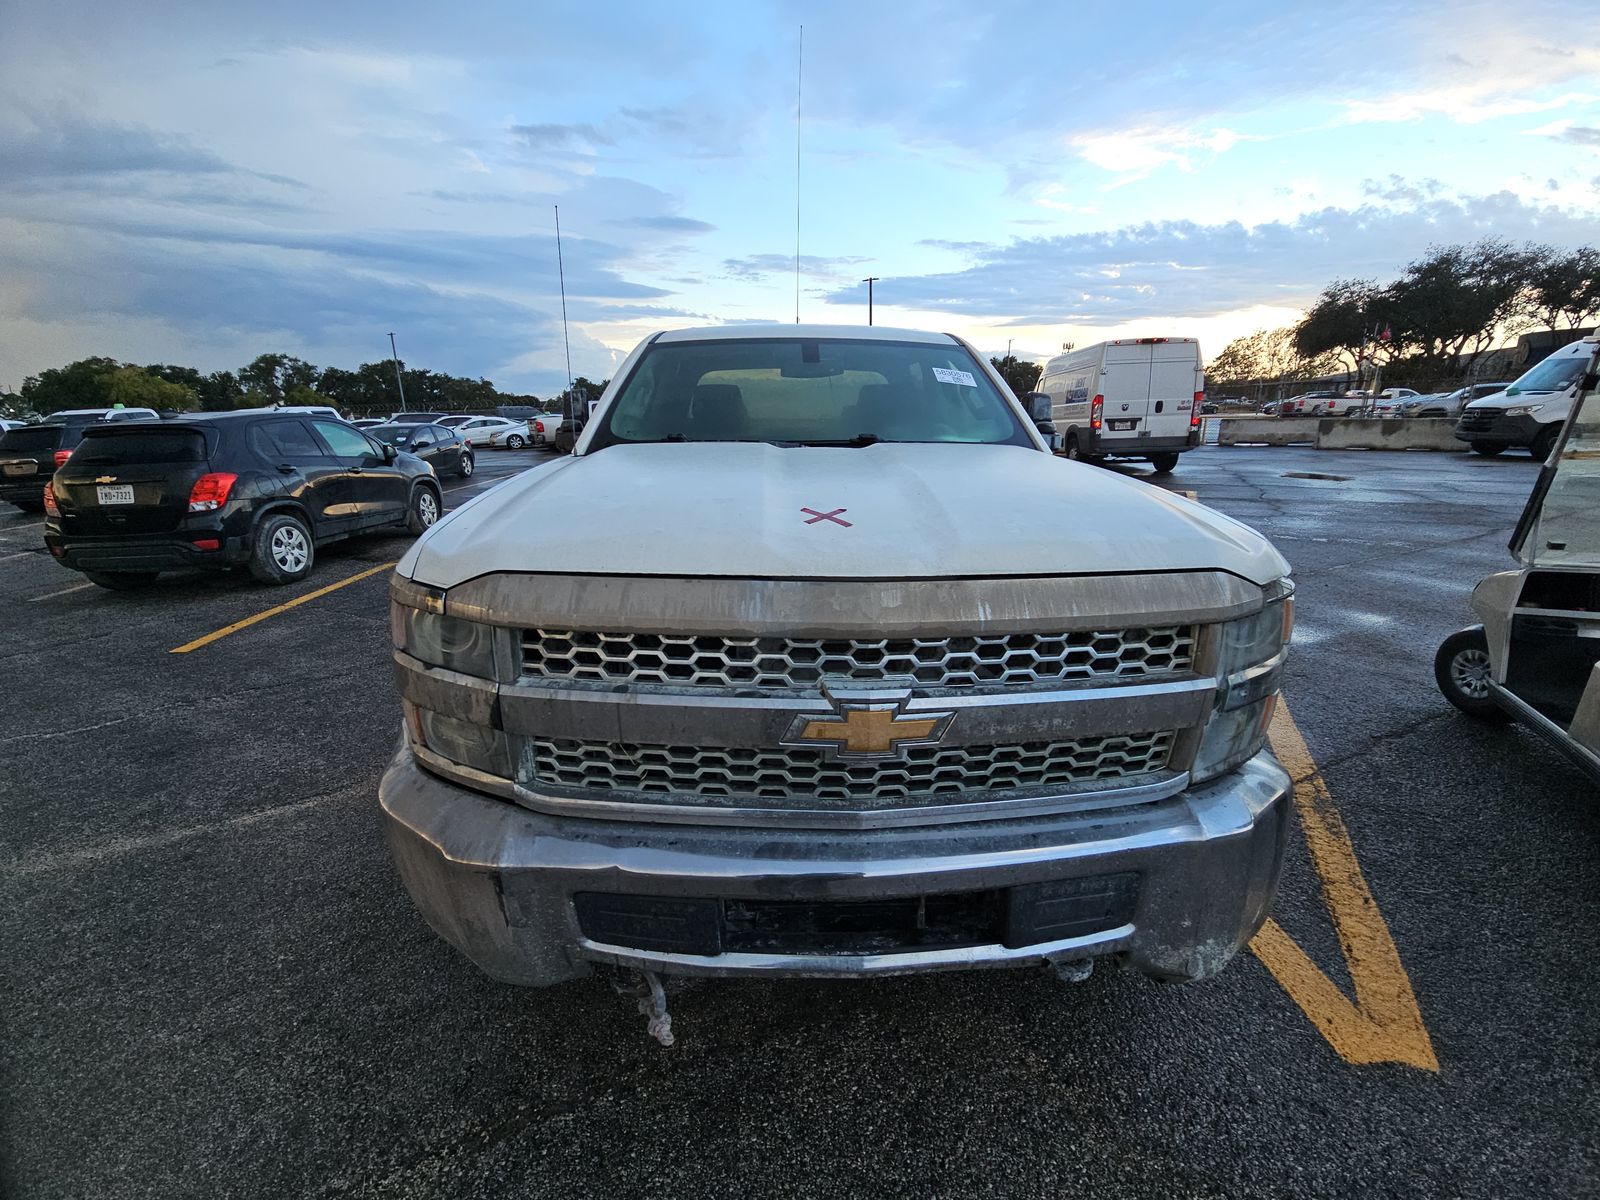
[399,443,1289,587]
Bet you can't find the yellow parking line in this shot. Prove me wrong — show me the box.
[169,562,396,654]
[1250,701,1438,1071]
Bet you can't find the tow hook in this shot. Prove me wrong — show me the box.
[1050,957,1094,985]
[618,969,675,1047]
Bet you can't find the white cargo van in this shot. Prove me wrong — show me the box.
[1455,340,1596,459]
[1035,338,1203,473]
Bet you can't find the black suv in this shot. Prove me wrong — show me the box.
[0,409,159,512]
[367,423,474,480]
[44,411,443,589]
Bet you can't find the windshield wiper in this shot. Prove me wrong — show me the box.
[791,433,883,448]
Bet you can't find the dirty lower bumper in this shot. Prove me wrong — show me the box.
[379,746,1291,987]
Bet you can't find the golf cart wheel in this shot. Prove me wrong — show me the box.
[1433,627,1509,722]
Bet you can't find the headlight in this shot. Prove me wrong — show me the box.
[393,606,499,678]
[1193,589,1293,783]
[1503,405,1543,417]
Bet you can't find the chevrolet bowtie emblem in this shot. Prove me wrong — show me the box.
[783,699,954,763]
[95,475,117,484]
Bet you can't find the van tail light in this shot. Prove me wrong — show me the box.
[1191,392,1204,429]
[1090,395,1104,431]
[53,449,72,468]
[44,481,59,516]
[188,472,238,512]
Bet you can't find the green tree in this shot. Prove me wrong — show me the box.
[1526,245,1600,330]
[989,355,1042,397]
[1386,239,1540,375]
[105,366,198,411]
[239,354,320,403]
[19,357,122,414]
[1293,280,1385,375]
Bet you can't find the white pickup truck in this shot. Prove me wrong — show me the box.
[380,324,1293,1038]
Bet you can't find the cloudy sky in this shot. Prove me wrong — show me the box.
[1,0,1597,395]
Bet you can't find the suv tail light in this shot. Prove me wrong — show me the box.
[44,481,59,516]
[1191,391,1204,429]
[1090,395,1104,431]
[188,472,238,512]
[53,449,72,468]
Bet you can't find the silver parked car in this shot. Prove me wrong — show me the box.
[1407,383,1512,419]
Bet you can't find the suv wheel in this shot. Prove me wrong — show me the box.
[250,513,315,585]
[1470,441,1506,457]
[1434,627,1509,721]
[1148,452,1180,474]
[1530,425,1559,462]
[505,434,526,450]
[83,570,159,591]
[458,450,475,478]
[407,485,441,535]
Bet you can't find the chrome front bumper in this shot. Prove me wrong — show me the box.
[379,745,1291,987]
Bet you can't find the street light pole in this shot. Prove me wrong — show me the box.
[388,331,408,412]
[861,277,879,326]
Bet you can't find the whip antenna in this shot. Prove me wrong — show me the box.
[555,205,574,395]
[795,24,802,324]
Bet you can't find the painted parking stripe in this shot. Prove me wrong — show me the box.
[28,581,96,601]
[1250,701,1439,1071]
[169,561,396,654]
[0,549,39,561]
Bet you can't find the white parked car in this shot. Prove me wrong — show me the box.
[379,322,1295,1040]
[449,415,530,449]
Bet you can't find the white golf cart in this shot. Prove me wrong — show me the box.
[1435,336,1600,782]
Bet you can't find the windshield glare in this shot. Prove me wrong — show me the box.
[1509,351,1589,396]
[593,338,1032,448]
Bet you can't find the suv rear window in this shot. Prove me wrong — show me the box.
[0,427,62,453]
[71,429,209,466]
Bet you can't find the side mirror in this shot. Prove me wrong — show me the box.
[1023,392,1056,436]
[382,443,398,463]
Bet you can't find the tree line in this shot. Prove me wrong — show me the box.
[4,352,609,419]
[1209,241,1599,388]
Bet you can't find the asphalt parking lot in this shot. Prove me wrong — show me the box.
[4,442,1598,1198]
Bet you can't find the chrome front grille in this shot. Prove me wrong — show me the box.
[520,627,1196,691]
[523,731,1176,808]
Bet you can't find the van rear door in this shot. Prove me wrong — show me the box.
[1099,343,1153,447]
[1148,341,1201,440]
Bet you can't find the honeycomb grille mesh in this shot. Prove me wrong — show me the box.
[523,732,1176,808]
[520,627,1196,690]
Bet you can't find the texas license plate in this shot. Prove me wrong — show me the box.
[1108,419,1137,431]
[96,485,135,505]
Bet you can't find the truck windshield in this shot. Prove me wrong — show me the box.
[1509,352,1588,396]
[592,338,1033,448]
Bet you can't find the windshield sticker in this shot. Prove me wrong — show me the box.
[932,368,977,388]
